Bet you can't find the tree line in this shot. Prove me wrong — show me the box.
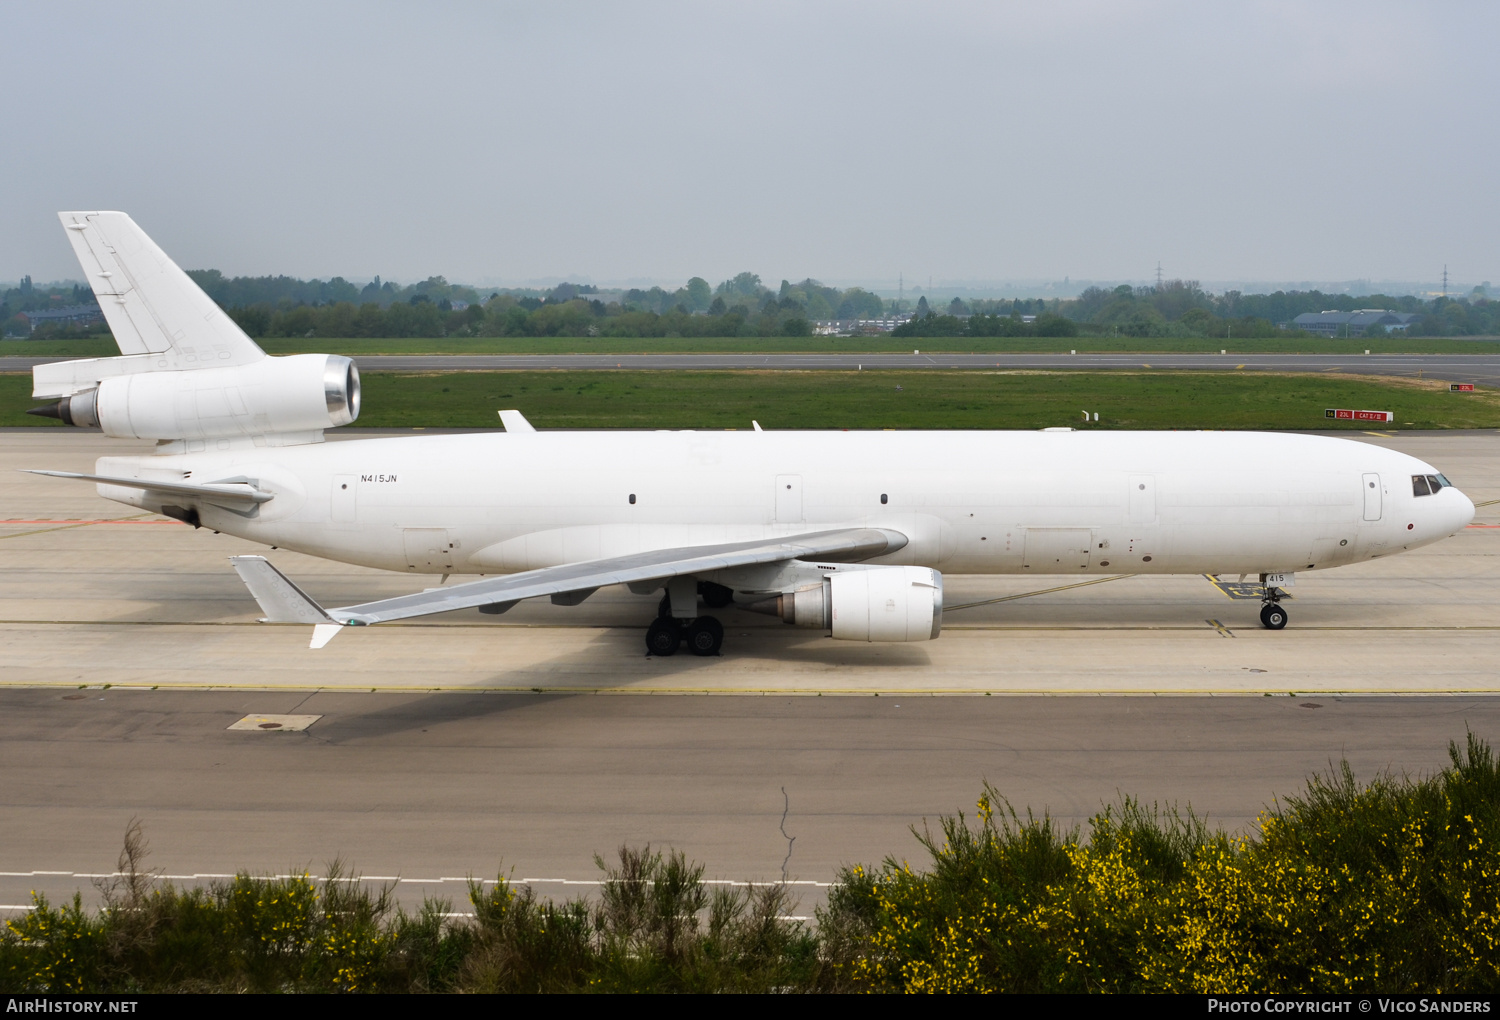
[1066,279,1499,338]
[5,267,1497,340]
[199,274,1500,341]
[207,272,900,340]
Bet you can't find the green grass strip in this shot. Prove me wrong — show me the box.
[353,369,1500,431]
[6,369,1499,430]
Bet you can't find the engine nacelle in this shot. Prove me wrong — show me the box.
[36,354,360,440]
[749,566,943,642]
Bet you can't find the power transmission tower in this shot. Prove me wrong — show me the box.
[1442,265,1448,298]
[1156,262,1163,289]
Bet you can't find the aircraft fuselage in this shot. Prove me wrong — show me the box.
[93,427,1474,579]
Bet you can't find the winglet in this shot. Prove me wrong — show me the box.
[229,555,342,648]
[498,409,536,433]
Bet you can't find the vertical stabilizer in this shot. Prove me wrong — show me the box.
[58,211,264,369]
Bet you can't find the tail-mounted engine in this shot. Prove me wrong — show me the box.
[29,354,359,441]
[748,565,943,641]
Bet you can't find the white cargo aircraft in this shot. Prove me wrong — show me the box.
[26,212,1476,654]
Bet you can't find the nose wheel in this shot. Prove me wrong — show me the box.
[1259,602,1288,629]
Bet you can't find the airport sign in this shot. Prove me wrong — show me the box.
[1451,383,1475,392]
[1324,408,1394,422]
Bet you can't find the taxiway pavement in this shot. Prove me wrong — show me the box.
[5,351,1500,385]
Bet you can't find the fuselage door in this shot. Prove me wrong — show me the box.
[331,474,357,523]
[403,528,453,572]
[1362,473,1383,521]
[1128,474,1156,523]
[1022,528,1092,571]
[775,474,803,523]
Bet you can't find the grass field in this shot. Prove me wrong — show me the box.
[6,369,1496,431]
[4,333,1500,359]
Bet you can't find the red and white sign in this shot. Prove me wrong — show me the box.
[1451,383,1475,392]
[1324,408,1394,422]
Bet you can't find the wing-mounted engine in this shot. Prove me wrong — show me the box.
[29,353,360,442]
[746,565,943,641]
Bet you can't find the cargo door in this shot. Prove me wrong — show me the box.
[1022,528,1092,571]
[403,528,454,572]
[1362,473,1383,521]
[775,474,803,523]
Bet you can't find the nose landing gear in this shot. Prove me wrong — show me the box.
[1258,582,1289,630]
[1259,602,1288,630]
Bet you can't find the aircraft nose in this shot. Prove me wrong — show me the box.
[1451,488,1477,531]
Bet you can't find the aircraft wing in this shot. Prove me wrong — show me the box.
[22,469,273,507]
[229,526,907,644]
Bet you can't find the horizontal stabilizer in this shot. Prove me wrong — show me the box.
[498,409,536,433]
[22,469,273,507]
[229,556,341,650]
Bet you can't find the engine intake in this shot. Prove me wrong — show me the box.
[748,566,943,642]
[28,354,359,440]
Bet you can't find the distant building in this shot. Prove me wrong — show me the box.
[1291,309,1419,336]
[813,316,914,336]
[16,303,104,334]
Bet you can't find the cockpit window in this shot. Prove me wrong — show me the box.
[1412,475,1431,497]
[1435,474,1452,489]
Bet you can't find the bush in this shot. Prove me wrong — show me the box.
[827,733,1500,993]
[6,738,1499,993]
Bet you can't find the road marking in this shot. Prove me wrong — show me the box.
[1206,618,1235,638]
[0,518,177,525]
[1204,574,1292,600]
[0,872,832,889]
[945,574,1137,612]
[7,681,1499,697]
[0,514,163,541]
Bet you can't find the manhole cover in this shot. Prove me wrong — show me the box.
[228,714,322,732]
[62,694,87,701]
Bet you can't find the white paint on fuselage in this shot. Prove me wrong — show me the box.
[93,429,1474,579]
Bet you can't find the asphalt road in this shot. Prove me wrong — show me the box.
[3,351,1500,385]
[3,690,1495,914]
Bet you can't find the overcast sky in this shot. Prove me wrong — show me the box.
[4,1,1495,290]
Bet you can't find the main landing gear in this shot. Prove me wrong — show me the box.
[646,593,725,657]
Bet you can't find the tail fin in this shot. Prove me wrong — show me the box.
[58,211,264,368]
